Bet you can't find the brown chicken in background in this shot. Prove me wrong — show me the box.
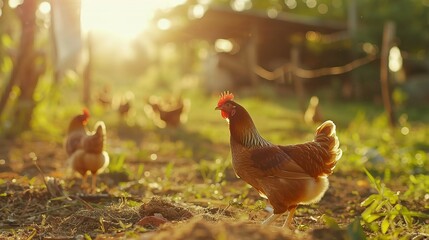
[118,100,131,118]
[145,96,190,128]
[65,109,109,192]
[116,91,134,119]
[215,92,342,228]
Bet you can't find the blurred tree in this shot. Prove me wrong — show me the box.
[0,0,19,118]
[0,0,46,136]
[356,0,429,55]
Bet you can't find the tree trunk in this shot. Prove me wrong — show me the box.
[4,0,44,135]
[380,21,396,127]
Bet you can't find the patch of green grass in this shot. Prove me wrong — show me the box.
[404,174,429,203]
[198,158,230,184]
[361,169,429,238]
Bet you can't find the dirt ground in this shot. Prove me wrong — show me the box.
[0,136,424,239]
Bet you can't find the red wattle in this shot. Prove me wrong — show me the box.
[221,110,229,119]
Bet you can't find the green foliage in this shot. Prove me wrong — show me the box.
[320,215,367,239]
[164,162,175,182]
[108,154,127,173]
[321,214,341,230]
[356,0,429,54]
[361,169,429,237]
[404,174,429,203]
[198,158,230,184]
[347,218,367,240]
[341,112,429,175]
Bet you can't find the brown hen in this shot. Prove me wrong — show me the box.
[215,92,342,228]
[65,109,109,192]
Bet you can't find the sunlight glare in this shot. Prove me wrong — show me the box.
[306,31,321,42]
[362,42,377,55]
[267,8,279,18]
[215,39,233,53]
[389,46,403,72]
[8,0,23,8]
[231,0,252,12]
[81,0,184,40]
[400,126,409,135]
[38,1,51,15]
[157,18,171,30]
[317,4,328,14]
[306,0,317,8]
[189,4,206,19]
[285,0,297,9]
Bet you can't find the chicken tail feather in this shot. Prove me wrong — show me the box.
[94,121,106,135]
[82,121,106,154]
[314,120,342,173]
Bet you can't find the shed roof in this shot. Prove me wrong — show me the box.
[155,5,347,42]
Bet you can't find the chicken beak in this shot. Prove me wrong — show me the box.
[215,106,221,110]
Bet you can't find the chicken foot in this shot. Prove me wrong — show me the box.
[262,213,281,225]
[261,205,297,228]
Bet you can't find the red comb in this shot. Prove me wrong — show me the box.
[82,108,90,119]
[217,91,234,107]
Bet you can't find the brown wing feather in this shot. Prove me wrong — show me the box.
[250,146,311,179]
[279,143,332,178]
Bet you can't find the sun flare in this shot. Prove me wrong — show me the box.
[81,0,185,40]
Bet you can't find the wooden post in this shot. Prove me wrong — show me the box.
[380,21,396,127]
[83,32,92,106]
[248,26,259,85]
[347,0,357,37]
[291,45,306,113]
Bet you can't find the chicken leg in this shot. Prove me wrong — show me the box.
[262,213,281,225]
[81,174,89,189]
[262,205,297,228]
[91,174,98,193]
[282,206,297,228]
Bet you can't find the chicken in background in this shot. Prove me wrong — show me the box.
[215,92,342,228]
[65,109,109,192]
[118,100,131,118]
[304,96,323,124]
[113,91,134,119]
[145,95,190,128]
[97,85,112,108]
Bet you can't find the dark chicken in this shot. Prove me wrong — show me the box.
[118,100,131,118]
[65,109,109,192]
[150,102,183,128]
[146,96,189,128]
[215,92,342,227]
[116,91,134,118]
